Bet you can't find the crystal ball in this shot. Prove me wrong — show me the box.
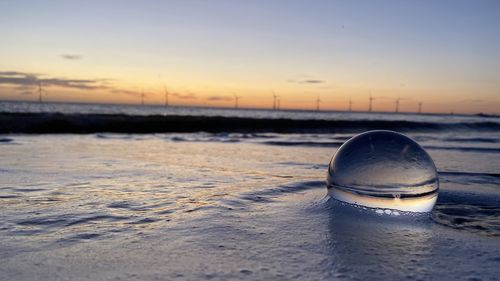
[327,130,439,212]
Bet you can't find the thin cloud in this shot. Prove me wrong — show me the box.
[110,88,197,99]
[0,71,33,76]
[42,78,104,90]
[0,71,107,90]
[1,70,198,101]
[110,89,142,97]
[288,78,326,84]
[171,92,197,100]
[303,79,325,84]
[61,54,83,60]
[0,71,38,86]
[110,89,160,98]
[207,95,233,101]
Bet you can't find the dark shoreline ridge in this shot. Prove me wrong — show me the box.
[1,112,499,134]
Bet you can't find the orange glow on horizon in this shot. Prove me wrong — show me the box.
[1,79,498,115]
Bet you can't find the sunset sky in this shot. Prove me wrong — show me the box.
[0,0,499,114]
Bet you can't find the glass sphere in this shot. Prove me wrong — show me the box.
[327,130,438,212]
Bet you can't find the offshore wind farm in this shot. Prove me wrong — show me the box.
[9,80,478,116]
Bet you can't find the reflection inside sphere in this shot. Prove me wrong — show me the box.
[327,130,439,212]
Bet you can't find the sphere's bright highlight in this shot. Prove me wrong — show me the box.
[327,130,439,212]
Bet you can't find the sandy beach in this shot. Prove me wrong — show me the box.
[1,116,499,280]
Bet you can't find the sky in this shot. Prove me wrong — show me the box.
[0,0,499,114]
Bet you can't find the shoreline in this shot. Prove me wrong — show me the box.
[1,112,499,134]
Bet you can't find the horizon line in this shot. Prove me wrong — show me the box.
[0,98,497,118]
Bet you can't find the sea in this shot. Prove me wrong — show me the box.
[0,100,499,280]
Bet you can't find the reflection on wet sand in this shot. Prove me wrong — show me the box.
[325,199,435,280]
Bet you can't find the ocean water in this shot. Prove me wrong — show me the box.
[1,100,498,124]
[0,101,499,280]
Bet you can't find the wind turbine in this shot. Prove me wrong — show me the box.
[272,90,279,110]
[368,93,375,112]
[276,98,280,110]
[233,94,240,109]
[348,98,353,112]
[418,102,423,114]
[140,89,145,105]
[38,80,44,103]
[316,95,321,111]
[394,96,411,113]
